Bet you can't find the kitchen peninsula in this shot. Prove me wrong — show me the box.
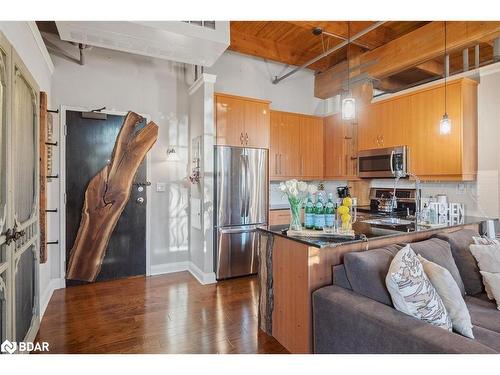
[257,216,492,354]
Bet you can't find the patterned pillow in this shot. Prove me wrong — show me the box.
[386,245,452,331]
[473,236,500,245]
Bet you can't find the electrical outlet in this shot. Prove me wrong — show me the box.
[156,182,166,192]
[457,183,466,195]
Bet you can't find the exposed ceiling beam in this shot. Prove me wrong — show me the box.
[315,21,500,98]
[228,29,331,71]
[360,21,500,79]
[414,60,444,76]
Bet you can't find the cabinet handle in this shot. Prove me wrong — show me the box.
[301,156,303,175]
[279,154,282,175]
[245,132,248,145]
[240,132,244,145]
[275,154,278,175]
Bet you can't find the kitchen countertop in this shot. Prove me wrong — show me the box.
[258,216,495,248]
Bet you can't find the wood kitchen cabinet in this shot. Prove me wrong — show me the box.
[270,110,323,180]
[215,92,270,148]
[324,113,359,179]
[358,95,409,150]
[357,77,477,181]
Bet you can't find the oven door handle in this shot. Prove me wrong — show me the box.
[390,150,395,175]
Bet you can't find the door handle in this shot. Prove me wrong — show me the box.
[133,181,151,187]
[219,225,263,234]
[390,150,395,176]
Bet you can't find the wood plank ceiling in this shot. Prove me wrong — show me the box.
[229,21,430,71]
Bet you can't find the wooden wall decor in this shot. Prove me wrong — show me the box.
[39,91,48,263]
[66,111,158,282]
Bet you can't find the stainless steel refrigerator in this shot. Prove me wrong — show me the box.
[214,146,268,280]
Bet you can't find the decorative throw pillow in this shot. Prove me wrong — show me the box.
[469,243,500,300]
[418,255,474,338]
[479,272,500,310]
[473,236,500,245]
[386,245,452,331]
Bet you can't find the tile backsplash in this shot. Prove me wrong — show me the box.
[270,175,499,219]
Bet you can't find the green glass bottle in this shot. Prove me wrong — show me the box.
[304,194,314,230]
[325,193,335,229]
[314,195,325,230]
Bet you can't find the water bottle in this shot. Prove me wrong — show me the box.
[314,195,325,230]
[304,194,314,230]
[325,193,335,229]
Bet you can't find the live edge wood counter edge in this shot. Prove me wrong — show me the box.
[257,222,482,354]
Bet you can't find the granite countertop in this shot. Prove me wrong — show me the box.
[258,216,495,249]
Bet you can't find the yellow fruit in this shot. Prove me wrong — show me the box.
[337,205,349,215]
[342,197,352,207]
[341,214,351,223]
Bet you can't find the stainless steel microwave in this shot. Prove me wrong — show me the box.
[358,146,408,178]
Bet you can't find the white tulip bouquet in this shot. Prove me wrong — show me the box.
[279,180,317,231]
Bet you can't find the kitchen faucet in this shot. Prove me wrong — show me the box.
[390,170,421,223]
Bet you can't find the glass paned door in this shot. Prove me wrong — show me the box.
[11,59,39,343]
[0,32,40,347]
[0,36,11,344]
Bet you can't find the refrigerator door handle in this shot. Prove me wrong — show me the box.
[245,154,250,218]
[240,153,247,220]
[219,225,261,234]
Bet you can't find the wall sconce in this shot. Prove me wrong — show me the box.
[166,147,180,162]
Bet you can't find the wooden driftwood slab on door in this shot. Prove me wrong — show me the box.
[39,91,48,263]
[66,111,158,282]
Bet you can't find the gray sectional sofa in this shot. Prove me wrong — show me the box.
[313,229,500,353]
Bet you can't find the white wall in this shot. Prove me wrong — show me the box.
[49,42,191,275]
[0,22,56,316]
[207,51,324,116]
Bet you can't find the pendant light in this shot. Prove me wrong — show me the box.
[440,21,452,135]
[342,22,356,121]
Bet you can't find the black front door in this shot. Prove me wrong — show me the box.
[65,111,147,285]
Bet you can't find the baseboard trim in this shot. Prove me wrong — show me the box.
[188,262,217,285]
[149,261,216,285]
[149,261,190,276]
[40,278,65,318]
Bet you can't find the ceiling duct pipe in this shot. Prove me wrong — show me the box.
[272,21,387,84]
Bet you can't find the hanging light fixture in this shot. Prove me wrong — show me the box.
[440,21,452,135]
[342,22,356,121]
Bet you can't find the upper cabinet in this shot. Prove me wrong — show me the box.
[324,114,358,180]
[215,93,270,148]
[270,110,323,180]
[358,78,477,181]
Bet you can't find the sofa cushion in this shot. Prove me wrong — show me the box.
[409,238,466,296]
[471,326,500,352]
[465,294,500,334]
[332,265,352,290]
[343,244,401,306]
[434,229,482,295]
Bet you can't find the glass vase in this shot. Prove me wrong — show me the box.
[288,196,303,231]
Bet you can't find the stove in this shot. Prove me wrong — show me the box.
[364,187,417,216]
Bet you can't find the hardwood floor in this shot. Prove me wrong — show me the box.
[34,272,287,354]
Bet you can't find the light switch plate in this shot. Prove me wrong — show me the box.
[156,182,166,192]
